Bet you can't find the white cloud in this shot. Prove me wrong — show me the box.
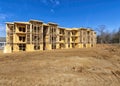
[41,0,60,13]
[50,0,60,5]
[0,14,8,20]
[41,0,47,4]
[50,9,55,13]
[0,13,7,34]
[0,13,8,37]
[0,24,6,37]
[55,0,60,5]
[0,24,5,31]
[41,0,60,6]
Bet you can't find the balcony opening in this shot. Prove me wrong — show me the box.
[72,37,76,41]
[68,31,70,35]
[68,44,70,48]
[19,36,26,42]
[19,27,22,31]
[87,31,90,34]
[52,44,56,49]
[59,37,64,41]
[83,44,86,48]
[72,31,77,35]
[19,44,26,51]
[34,45,40,50]
[72,43,75,48]
[60,29,64,34]
[54,29,56,33]
[59,37,61,41]
[60,43,65,49]
[34,26,36,32]
[91,44,93,47]
[19,27,26,32]
[23,28,25,32]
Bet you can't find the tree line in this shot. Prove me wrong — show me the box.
[96,25,120,44]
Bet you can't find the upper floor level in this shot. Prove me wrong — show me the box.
[6,20,96,42]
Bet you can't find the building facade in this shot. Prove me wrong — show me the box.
[4,20,96,53]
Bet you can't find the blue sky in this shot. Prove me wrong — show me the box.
[0,0,120,36]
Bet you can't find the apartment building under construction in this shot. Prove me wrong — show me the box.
[4,20,96,53]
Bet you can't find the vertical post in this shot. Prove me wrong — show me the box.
[30,24,32,44]
[26,25,27,43]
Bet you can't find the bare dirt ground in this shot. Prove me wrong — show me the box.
[0,44,120,86]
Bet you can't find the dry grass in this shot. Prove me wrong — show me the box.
[0,44,120,86]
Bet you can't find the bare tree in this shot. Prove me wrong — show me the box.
[96,25,120,44]
[104,31,112,43]
[106,28,120,44]
[96,25,106,44]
